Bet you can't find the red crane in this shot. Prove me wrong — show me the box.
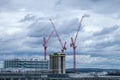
[50,19,66,54]
[70,15,88,73]
[43,30,54,60]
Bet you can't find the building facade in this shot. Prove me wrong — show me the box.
[49,53,66,74]
[4,59,49,70]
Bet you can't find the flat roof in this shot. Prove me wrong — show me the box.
[49,53,65,56]
[5,59,49,61]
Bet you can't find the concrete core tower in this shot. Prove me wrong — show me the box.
[49,53,65,74]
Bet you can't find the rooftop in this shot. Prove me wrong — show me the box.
[5,58,48,61]
[49,53,65,56]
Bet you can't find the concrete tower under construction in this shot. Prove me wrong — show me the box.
[49,53,66,74]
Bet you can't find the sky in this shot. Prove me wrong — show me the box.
[0,0,120,69]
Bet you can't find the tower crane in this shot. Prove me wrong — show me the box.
[50,19,66,54]
[70,15,88,73]
[43,30,55,60]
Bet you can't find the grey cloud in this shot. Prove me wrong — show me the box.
[91,25,120,50]
[20,14,36,22]
[91,0,100,2]
[0,0,120,15]
[0,37,24,54]
[0,28,28,55]
[23,19,58,51]
[55,0,62,6]
[58,18,80,34]
[27,20,53,37]
[0,0,56,12]
[0,0,10,6]
[56,0,120,14]
[23,37,43,48]
[94,40,120,51]
[74,25,120,58]
[49,18,85,39]
[93,25,119,36]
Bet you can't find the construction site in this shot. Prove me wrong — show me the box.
[0,16,120,80]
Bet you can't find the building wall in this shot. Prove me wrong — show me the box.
[4,59,49,70]
[50,53,65,74]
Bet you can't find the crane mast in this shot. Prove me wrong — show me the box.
[70,15,86,73]
[43,30,54,60]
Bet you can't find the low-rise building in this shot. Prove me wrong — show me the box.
[4,59,49,71]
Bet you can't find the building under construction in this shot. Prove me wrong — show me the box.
[49,53,66,74]
[0,52,68,80]
[4,59,49,70]
[1,54,120,80]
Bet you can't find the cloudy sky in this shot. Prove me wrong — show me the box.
[0,0,120,69]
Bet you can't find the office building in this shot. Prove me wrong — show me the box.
[4,59,49,70]
[49,53,66,74]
